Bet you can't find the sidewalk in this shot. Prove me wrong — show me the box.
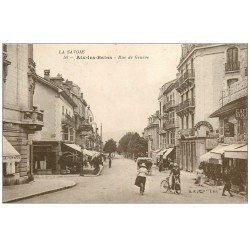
[2,178,76,203]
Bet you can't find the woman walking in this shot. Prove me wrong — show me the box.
[135,163,148,195]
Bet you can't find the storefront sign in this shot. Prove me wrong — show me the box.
[235,108,247,119]
[194,121,213,132]
[224,122,234,137]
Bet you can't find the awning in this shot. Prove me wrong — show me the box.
[200,151,221,164]
[64,143,82,152]
[210,143,245,161]
[3,136,21,163]
[157,149,168,156]
[209,96,247,118]
[200,151,214,162]
[225,145,247,159]
[82,149,97,157]
[163,148,174,159]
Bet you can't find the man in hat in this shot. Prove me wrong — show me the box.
[135,163,148,194]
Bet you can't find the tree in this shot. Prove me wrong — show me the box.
[103,139,117,155]
[118,132,148,158]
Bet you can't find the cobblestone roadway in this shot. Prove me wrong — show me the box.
[17,155,247,203]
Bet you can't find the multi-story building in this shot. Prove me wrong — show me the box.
[3,44,44,185]
[85,107,102,151]
[143,111,159,158]
[209,44,247,192]
[176,43,247,172]
[158,79,180,163]
[32,70,79,174]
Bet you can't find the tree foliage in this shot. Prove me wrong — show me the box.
[103,138,117,154]
[118,132,147,158]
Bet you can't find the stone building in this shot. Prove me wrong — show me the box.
[143,111,159,158]
[208,44,247,192]
[32,71,79,174]
[176,43,247,172]
[2,44,44,185]
[158,79,180,164]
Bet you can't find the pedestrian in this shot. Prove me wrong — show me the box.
[134,163,148,195]
[169,163,180,190]
[196,165,204,186]
[222,168,233,197]
[109,155,112,168]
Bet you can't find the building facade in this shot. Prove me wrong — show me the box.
[143,112,159,158]
[32,71,78,174]
[176,43,247,172]
[2,44,44,185]
[209,44,247,192]
[158,80,180,164]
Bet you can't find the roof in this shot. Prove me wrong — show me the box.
[210,96,247,118]
[36,74,77,108]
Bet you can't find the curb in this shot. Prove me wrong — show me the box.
[3,182,76,203]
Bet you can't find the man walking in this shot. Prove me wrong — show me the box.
[222,168,233,197]
[109,155,112,168]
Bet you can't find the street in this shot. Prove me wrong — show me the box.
[17,155,247,204]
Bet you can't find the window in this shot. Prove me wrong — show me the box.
[226,47,239,71]
[62,106,64,114]
[166,131,169,145]
[186,115,189,129]
[70,128,74,142]
[186,91,189,101]
[181,117,184,129]
[62,126,69,141]
[191,114,194,128]
[181,95,184,103]
[171,131,175,145]
[3,163,7,176]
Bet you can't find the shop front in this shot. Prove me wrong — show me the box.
[199,143,247,188]
[3,136,22,186]
[224,145,247,193]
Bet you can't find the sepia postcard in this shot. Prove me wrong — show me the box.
[2,43,248,204]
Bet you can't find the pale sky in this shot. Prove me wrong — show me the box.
[34,44,181,142]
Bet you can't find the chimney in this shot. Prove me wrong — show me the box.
[44,69,50,80]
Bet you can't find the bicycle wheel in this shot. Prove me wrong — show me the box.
[160,180,169,193]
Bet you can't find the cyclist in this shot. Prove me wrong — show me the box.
[169,163,180,190]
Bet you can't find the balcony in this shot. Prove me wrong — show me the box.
[179,128,195,138]
[163,100,176,113]
[163,120,175,130]
[225,61,240,73]
[21,107,44,131]
[62,114,75,127]
[176,69,195,93]
[176,98,195,116]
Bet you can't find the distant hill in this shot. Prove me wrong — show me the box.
[103,129,143,144]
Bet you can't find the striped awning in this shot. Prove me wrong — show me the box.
[3,136,21,163]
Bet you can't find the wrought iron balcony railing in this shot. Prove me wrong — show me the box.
[176,98,195,116]
[176,69,195,93]
[62,114,75,127]
[225,61,240,73]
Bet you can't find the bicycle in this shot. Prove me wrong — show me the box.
[160,176,181,194]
